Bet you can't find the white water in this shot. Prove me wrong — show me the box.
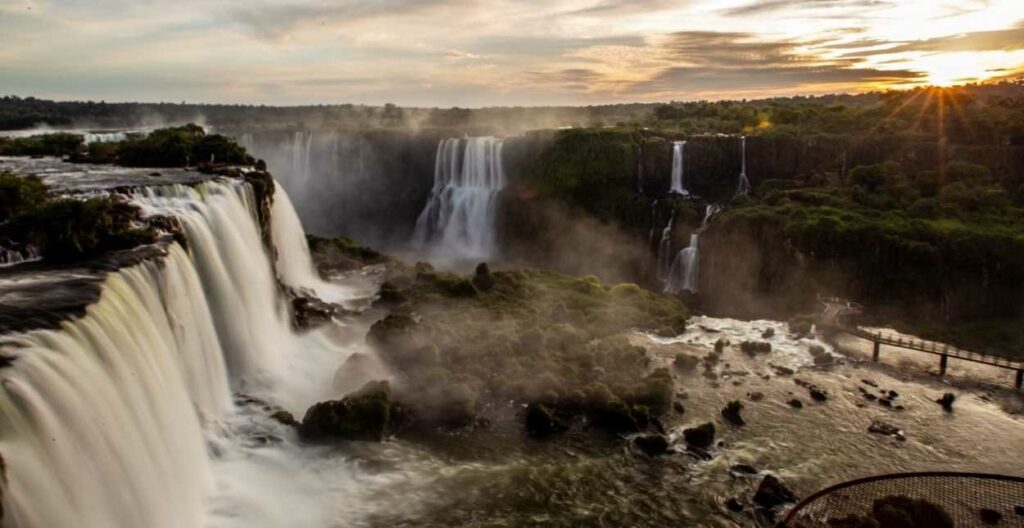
[0,245,40,268]
[737,135,751,195]
[657,214,674,281]
[0,178,390,528]
[669,141,689,196]
[412,137,506,261]
[83,132,128,145]
[665,204,720,295]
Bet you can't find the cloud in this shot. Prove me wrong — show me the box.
[722,0,894,17]
[850,23,1024,56]
[632,64,923,96]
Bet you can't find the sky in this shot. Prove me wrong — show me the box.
[1,0,1023,107]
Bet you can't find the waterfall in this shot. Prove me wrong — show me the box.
[665,204,721,295]
[270,182,357,305]
[657,213,674,281]
[0,176,378,528]
[669,141,689,196]
[0,244,40,267]
[737,136,751,195]
[83,132,128,144]
[411,137,506,261]
[290,131,314,193]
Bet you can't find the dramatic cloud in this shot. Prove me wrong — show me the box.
[0,0,1022,105]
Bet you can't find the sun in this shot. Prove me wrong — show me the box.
[912,51,1024,87]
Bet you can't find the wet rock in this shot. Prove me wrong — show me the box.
[673,353,699,373]
[862,379,878,388]
[772,364,795,376]
[868,420,905,441]
[525,403,556,438]
[740,341,772,356]
[863,393,878,401]
[761,328,775,339]
[888,390,900,399]
[291,295,340,329]
[683,422,716,449]
[747,391,765,402]
[936,393,956,412]
[270,410,299,427]
[808,344,831,365]
[673,402,686,414]
[721,400,745,426]
[809,387,828,402]
[788,399,804,409]
[300,380,391,442]
[471,262,495,292]
[705,351,721,365]
[729,463,759,476]
[980,508,1002,525]
[631,433,669,456]
[374,282,410,308]
[725,497,744,513]
[714,338,728,353]
[753,474,797,510]
[879,398,893,408]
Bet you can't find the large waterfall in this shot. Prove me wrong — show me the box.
[736,135,751,195]
[0,178,380,527]
[411,137,506,261]
[669,141,689,196]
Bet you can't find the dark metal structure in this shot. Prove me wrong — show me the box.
[782,472,1024,528]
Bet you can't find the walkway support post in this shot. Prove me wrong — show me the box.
[940,354,948,377]
[872,341,880,362]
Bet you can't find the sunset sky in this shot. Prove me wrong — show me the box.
[2,0,1023,106]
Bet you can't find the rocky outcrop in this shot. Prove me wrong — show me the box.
[300,380,392,442]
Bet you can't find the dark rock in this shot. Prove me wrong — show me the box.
[673,401,686,414]
[270,410,299,427]
[747,391,765,401]
[471,262,495,292]
[788,399,804,409]
[868,420,905,441]
[673,353,699,372]
[631,433,670,456]
[863,393,878,401]
[936,393,956,412]
[374,282,410,308]
[809,387,828,402]
[862,379,878,387]
[879,398,893,408]
[300,380,391,442]
[525,403,556,438]
[980,508,1002,525]
[888,390,899,399]
[291,295,340,330]
[808,344,831,365]
[772,365,795,376]
[753,475,797,509]
[721,400,745,426]
[761,328,775,339]
[740,341,772,355]
[683,422,716,449]
[714,338,728,353]
[725,497,744,513]
[729,463,759,475]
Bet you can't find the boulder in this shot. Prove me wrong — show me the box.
[300,380,391,442]
[673,353,699,373]
[761,328,775,339]
[740,341,772,355]
[270,410,299,427]
[936,393,956,412]
[471,262,496,292]
[753,475,797,510]
[788,399,804,409]
[673,401,686,414]
[683,422,716,449]
[721,400,745,426]
[631,433,670,456]
[291,295,339,330]
[809,387,828,402]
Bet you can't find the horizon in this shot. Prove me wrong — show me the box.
[2,0,1024,107]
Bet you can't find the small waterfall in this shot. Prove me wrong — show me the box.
[83,132,128,144]
[0,243,40,267]
[665,204,721,295]
[736,136,751,195]
[669,141,689,196]
[412,137,506,260]
[657,213,674,281]
[290,131,314,191]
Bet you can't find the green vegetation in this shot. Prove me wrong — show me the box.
[0,133,83,157]
[358,260,688,435]
[0,171,154,261]
[117,124,253,167]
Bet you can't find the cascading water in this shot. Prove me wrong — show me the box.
[411,137,506,261]
[665,204,720,295]
[736,135,751,195]
[669,141,689,195]
[0,244,40,267]
[0,177,387,528]
[657,213,674,281]
[83,132,128,144]
[290,131,314,195]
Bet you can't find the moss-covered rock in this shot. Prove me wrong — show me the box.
[300,380,392,442]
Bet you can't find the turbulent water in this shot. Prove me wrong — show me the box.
[670,140,689,196]
[411,137,506,261]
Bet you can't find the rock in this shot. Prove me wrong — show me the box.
[788,399,804,409]
[809,387,828,402]
[300,380,391,442]
[788,318,813,336]
[753,475,797,509]
[683,422,716,449]
[525,403,556,438]
[740,341,772,355]
[747,391,765,402]
[725,497,744,513]
[761,328,775,339]
[291,295,339,329]
[714,338,728,353]
[808,344,831,365]
[374,282,410,308]
[879,398,893,408]
[673,402,686,414]
[980,508,1002,525]
[888,390,899,399]
[631,433,669,456]
[673,353,699,373]
[863,393,878,401]
[471,262,495,292]
[862,379,878,387]
[936,393,956,412]
[772,365,795,376]
[729,463,759,476]
[868,420,905,441]
[721,400,745,426]
[270,410,299,427]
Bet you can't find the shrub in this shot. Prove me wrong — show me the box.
[0,171,47,222]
